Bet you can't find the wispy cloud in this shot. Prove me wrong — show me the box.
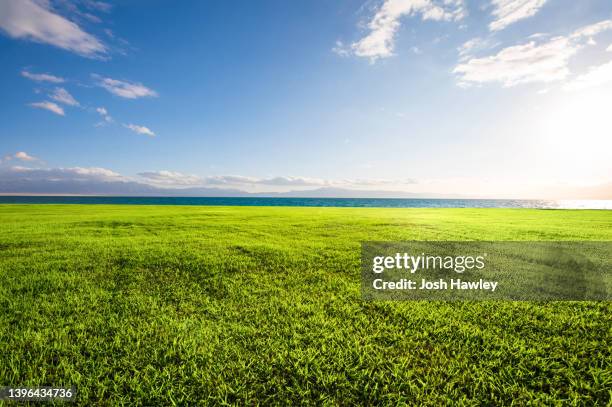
[51,0,105,25]
[489,0,548,32]
[29,101,65,116]
[331,40,350,57]
[454,20,612,87]
[570,20,612,39]
[454,37,574,87]
[124,124,155,137]
[93,75,158,99]
[21,69,65,83]
[457,37,498,60]
[84,1,113,13]
[348,0,465,61]
[95,106,113,125]
[0,0,106,58]
[564,60,612,91]
[50,87,79,106]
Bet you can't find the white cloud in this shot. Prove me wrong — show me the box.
[62,167,123,179]
[50,87,79,106]
[570,20,612,39]
[29,101,65,116]
[84,1,113,13]
[124,124,155,137]
[0,0,106,58]
[454,20,612,87]
[138,171,202,186]
[94,75,158,99]
[1,151,40,164]
[332,40,350,57]
[204,175,328,187]
[21,69,64,83]
[607,44,612,52]
[201,175,261,185]
[457,37,498,60]
[200,175,417,188]
[14,151,37,161]
[134,173,419,189]
[454,37,574,87]
[350,0,465,61]
[137,173,412,189]
[95,106,113,124]
[3,165,125,182]
[564,60,612,91]
[457,38,481,57]
[256,176,325,186]
[81,12,101,24]
[489,0,547,32]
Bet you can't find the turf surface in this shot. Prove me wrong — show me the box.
[0,205,610,405]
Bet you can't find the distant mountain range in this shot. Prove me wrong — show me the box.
[0,178,463,198]
[1,171,610,199]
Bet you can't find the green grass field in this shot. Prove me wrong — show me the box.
[0,205,611,405]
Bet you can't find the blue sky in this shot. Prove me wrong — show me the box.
[1,0,611,198]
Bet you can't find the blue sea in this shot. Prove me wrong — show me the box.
[0,196,610,209]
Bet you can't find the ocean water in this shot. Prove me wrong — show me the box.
[0,196,610,209]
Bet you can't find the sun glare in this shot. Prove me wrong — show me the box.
[537,87,612,180]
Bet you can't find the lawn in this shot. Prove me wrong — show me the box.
[0,205,610,405]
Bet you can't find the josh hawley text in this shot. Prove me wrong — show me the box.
[372,278,498,291]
